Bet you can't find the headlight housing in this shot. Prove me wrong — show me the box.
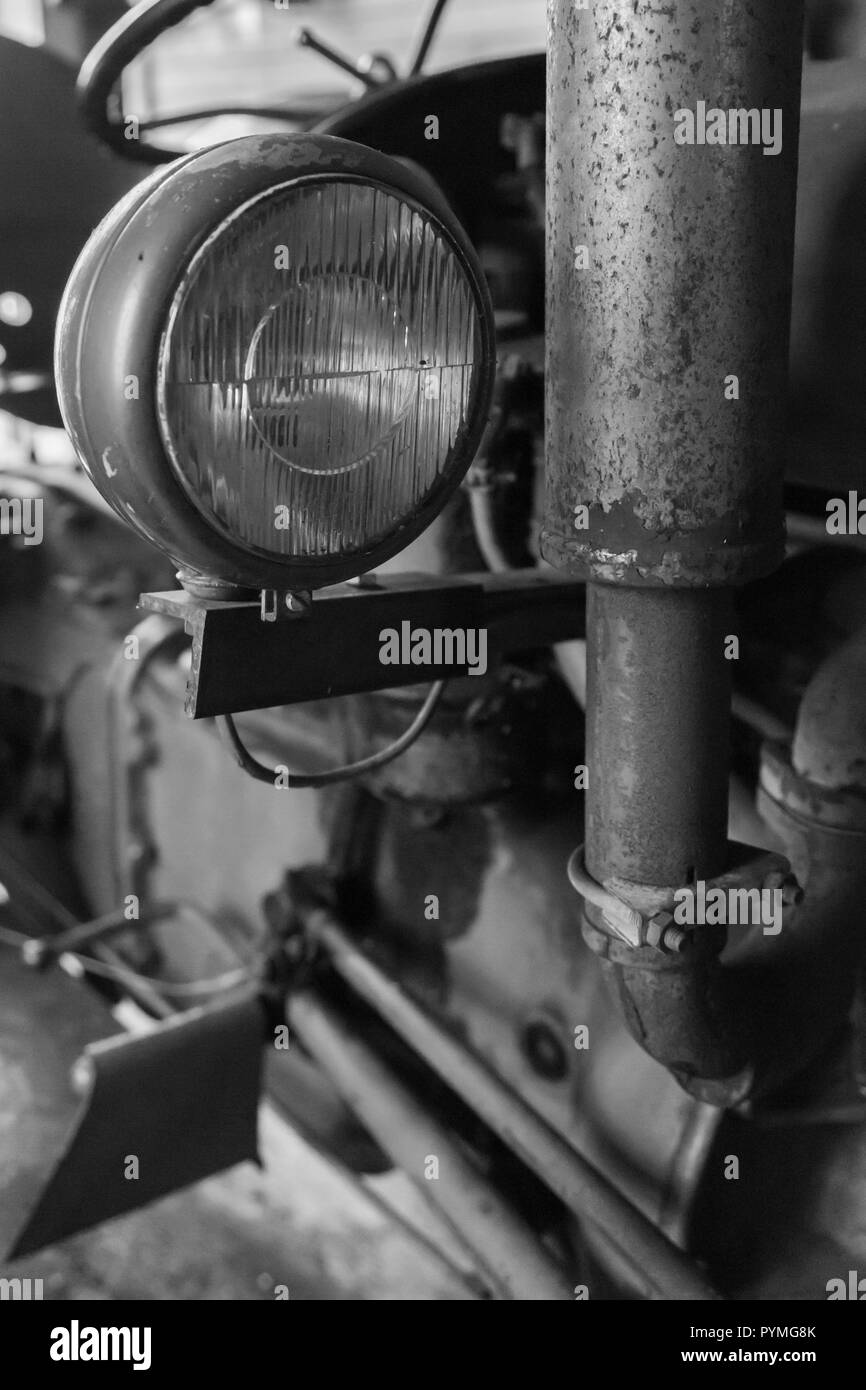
[56,133,495,592]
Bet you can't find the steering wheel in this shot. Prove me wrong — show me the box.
[77,0,451,163]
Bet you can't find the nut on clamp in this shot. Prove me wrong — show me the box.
[567,847,691,954]
[568,841,804,955]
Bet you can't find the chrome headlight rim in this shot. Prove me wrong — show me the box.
[56,132,495,592]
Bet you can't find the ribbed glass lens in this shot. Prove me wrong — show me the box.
[157,179,481,561]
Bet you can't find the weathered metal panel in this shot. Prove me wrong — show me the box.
[4,971,263,1259]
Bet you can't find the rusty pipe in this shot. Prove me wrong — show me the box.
[589,622,866,1105]
[307,909,721,1299]
[543,0,805,586]
[543,0,806,1093]
[582,585,748,1090]
[739,623,866,1099]
[287,990,573,1300]
[584,585,733,886]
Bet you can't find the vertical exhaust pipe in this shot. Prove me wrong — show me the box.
[544,2,806,1091]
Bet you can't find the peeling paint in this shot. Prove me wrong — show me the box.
[543,0,805,589]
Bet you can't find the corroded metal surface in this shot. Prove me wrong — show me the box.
[585,585,732,886]
[544,0,805,586]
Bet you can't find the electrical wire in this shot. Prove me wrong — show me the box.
[216,679,446,789]
[467,486,513,574]
[57,955,255,997]
[0,920,256,996]
[786,509,866,555]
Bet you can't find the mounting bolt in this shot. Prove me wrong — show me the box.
[645,911,689,954]
[661,924,690,954]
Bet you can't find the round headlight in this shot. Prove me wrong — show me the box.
[56,134,495,592]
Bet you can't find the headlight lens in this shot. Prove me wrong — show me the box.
[55,134,494,592]
[159,178,480,562]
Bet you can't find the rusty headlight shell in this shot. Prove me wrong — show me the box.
[55,133,495,592]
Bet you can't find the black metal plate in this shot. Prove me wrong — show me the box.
[141,570,584,718]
